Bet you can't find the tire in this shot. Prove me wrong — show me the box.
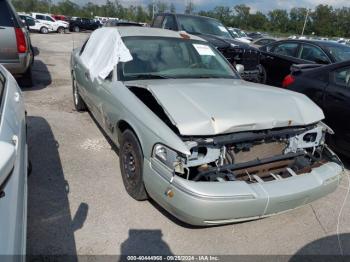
[257,64,267,84]
[19,66,33,87]
[74,26,80,33]
[119,130,148,201]
[57,26,65,34]
[40,26,48,34]
[72,76,86,111]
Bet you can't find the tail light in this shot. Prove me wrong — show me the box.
[15,28,27,53]
[282,75,295,88]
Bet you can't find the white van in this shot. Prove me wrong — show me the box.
[31,12,68,33]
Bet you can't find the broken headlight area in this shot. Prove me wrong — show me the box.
[174,122,342,183]
[152,144,186,174]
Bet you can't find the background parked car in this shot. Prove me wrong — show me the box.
[228,27,252,43]
[69,17,100,32]
[52,14,68,22]
[282,61,350,157]
[19,14,54,34]
[0,0,34,86]
[250,37,277,48]
[260,39,350,87]
[151,13,265,83]
[31,12,68,33]
[0,64,28,257]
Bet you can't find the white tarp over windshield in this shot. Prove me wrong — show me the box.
[80,27,133,81]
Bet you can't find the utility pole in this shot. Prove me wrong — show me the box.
[301,8,310,36]
[152,0,155,19]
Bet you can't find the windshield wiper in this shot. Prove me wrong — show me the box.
[131,74,173,79]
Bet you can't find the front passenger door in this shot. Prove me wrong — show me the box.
[323,66,350,153]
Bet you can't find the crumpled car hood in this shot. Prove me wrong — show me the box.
[126,79,324,136]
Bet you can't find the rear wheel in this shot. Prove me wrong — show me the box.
[72,76,86,111]
[120,130,148,201]
[74,26,80,33]
[40,26,48,34]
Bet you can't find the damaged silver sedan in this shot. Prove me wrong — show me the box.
[70,27,344,226]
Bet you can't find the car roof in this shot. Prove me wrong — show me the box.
[278,39,348,49]
[117,26,206,41]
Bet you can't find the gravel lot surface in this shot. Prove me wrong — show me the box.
[24,32,350,257]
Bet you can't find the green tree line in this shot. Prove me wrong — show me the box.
[11,0,350,37]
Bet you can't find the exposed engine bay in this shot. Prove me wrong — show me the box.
[162,122,340,183]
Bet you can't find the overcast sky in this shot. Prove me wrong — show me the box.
[71,0,350,13]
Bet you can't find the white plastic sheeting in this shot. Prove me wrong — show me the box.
[80,27,133,81]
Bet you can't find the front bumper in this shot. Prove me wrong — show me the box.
[144,158,343,226]
[240,69,260,81]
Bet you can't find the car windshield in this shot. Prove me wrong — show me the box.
[176,15,232,39]
[325,44,350,62]
[120,37,238,81]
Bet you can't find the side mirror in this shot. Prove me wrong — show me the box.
[236,64,245,74]
[0,142,16,198]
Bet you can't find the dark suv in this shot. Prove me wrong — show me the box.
[151,13,264,83]
[0,0,34,86]
[69,17,100,32]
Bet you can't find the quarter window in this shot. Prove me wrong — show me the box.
[152,15,163,28]
[333,67,350,88]
[272,42,299,57]
[0,0,13,27]
[162,15,176,30]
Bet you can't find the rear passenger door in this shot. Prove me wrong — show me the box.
[323,66,350,151]
[0,0,18,64]
[261,42,300,86]
[298,44,331,64]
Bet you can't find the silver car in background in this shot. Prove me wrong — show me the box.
[0,64,28,256]
[71,27,344,226]
[0,0,34,87]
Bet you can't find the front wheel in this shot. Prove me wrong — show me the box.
[40,26,48,34]
[72,76,86,112]
[120,130,148,201]
[74,26,80,33]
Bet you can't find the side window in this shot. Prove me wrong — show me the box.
[36,15,45,20]
[162,15,176,30]
[333,67,350,88]
[299,44,330,64]
[0,1,13,27]
[272,42,299,57]
[152,15,163,28]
